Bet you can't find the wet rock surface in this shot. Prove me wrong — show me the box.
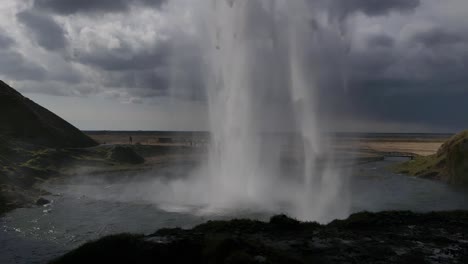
[50,211,468,264]
[36,197,50,206]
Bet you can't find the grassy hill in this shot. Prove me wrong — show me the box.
[0,80,97,148]
[393,130,468,185]
[0,80,100,214]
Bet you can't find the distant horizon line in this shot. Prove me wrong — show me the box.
[82,130,456,135]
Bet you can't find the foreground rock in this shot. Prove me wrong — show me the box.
[50,211,468,264]
[394,130,468,185]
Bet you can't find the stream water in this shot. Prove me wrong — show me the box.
[1,158,468,264]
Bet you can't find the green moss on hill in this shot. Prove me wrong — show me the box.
[394,130,468,185]
[438,131,468,184]
[392,154,444,178]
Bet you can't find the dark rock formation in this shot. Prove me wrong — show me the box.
[437,131,468,184]
[0,80,97,148]
[107,146,145,164]
[49,211,468,264]
[36,197,50,206]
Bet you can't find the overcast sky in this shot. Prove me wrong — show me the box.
[0,0,467,132]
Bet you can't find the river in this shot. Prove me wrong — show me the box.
[1,158,468,264]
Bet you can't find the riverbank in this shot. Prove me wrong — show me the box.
[4,131,406,217]
[0,141,199,216]
[2,156,468,263]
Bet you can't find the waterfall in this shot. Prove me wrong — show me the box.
[198,0,349,221]
[160,0,350,222]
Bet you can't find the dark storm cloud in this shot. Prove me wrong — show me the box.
[101,69,169,93]
[411,27,466,48]
[74,43,169,72]
[69,38,172,96]
[349,31,468,91]
[344,28,468,131]
[2,0,466,130]
[68,28,206,99]
[0,50,47,81]
[33,0,167,15]
[329,0,420,19]
[367,34,395,48]
[96,56,205,100]
[16,10,67,51]
[348,87,468,131]
[0,34,15,49]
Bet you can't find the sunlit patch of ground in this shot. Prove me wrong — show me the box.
[361,141,443,156]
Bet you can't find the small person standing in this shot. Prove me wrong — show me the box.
[129,136,133,145]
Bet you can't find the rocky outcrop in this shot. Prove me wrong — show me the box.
[0,80,97,148]
[49,211,468,264]
[36,197,50,206]
[107,146,145,164]
[394,130,468,185]
[436,130,468,184]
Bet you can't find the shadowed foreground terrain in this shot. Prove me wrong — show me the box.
[50,211,468,264]
[0,81,170,214]
[0,139,197,215]
[0,80,96,214]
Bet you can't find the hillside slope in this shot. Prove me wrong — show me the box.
[394,130,468,185]
[1,80,98,214]
[0,80,97,148]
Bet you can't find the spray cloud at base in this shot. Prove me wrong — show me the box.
[149,0,352,222]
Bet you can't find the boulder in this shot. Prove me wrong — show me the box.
[36,197,50,206]
[107,146,145,164]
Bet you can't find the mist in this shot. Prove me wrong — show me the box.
[64,0,354,222]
